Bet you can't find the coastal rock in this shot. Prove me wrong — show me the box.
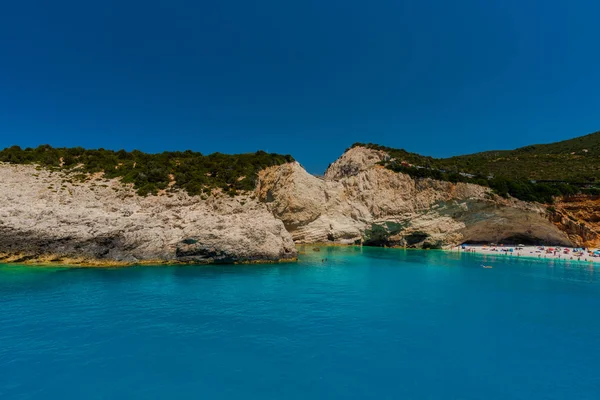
[2,145,597,266]
[257,147,574,248]
[0,163,296,265]
[550,196,600,248]
[323,146,389,180]
[257,162,364,243]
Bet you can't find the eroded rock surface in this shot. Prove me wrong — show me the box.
[257,147,574,248]
[550,196,600,248]
[0,163,296,265]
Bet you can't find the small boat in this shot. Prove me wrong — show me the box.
[482,265,493,269]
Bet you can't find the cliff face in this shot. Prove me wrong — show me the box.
[2,146,598,266]
[257,147,574,248]
[550,196,600,248]
[0,163,296,265]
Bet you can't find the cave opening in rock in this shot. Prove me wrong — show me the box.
[362,232,431,248]
[404,233,429,246]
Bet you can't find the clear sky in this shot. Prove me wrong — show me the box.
[1,0,599,173]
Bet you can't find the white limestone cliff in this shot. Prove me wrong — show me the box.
[257,147,573,248]
[0,163,296,265]
[2,145,596,266]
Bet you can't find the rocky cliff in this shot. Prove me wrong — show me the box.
[2,145,599,266]
[257,147,576,248]
[0,163,296,265]
[550,196,600,248]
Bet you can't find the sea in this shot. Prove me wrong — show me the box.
[1,246,599,399]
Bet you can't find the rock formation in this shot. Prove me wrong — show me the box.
[2,145,599,266]
[0,163,296,265]
[550,196,600,248]
[257,147,575,248]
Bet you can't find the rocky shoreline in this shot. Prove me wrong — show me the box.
[1,146,599,265]
[0,251,297,267]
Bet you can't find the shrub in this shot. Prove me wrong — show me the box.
[0,145,294,197]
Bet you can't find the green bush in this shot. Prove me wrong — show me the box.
[0,145,294,197]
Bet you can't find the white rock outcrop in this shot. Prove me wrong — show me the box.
[0,163,296,265]
[257,147,573,248]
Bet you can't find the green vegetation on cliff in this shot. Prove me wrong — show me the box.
[0,145,293,196]
[354,130,600,203]
[356,130,600,182]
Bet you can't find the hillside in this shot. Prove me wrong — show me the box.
[354,130,600,203]
[357,130,600,183]
[0,145,294,197]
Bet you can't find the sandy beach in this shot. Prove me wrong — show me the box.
[449,244,600,263]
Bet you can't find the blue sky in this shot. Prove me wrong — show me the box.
[1,0,599,173]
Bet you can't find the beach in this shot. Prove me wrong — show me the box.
[450,244,600,263]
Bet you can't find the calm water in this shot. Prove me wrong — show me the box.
[1,247,600,400]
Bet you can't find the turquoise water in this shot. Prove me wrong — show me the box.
[1,247,600,399]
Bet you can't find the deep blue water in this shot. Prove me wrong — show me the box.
[1,247,600,399]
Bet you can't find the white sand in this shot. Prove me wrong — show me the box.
[448,244,600,263]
